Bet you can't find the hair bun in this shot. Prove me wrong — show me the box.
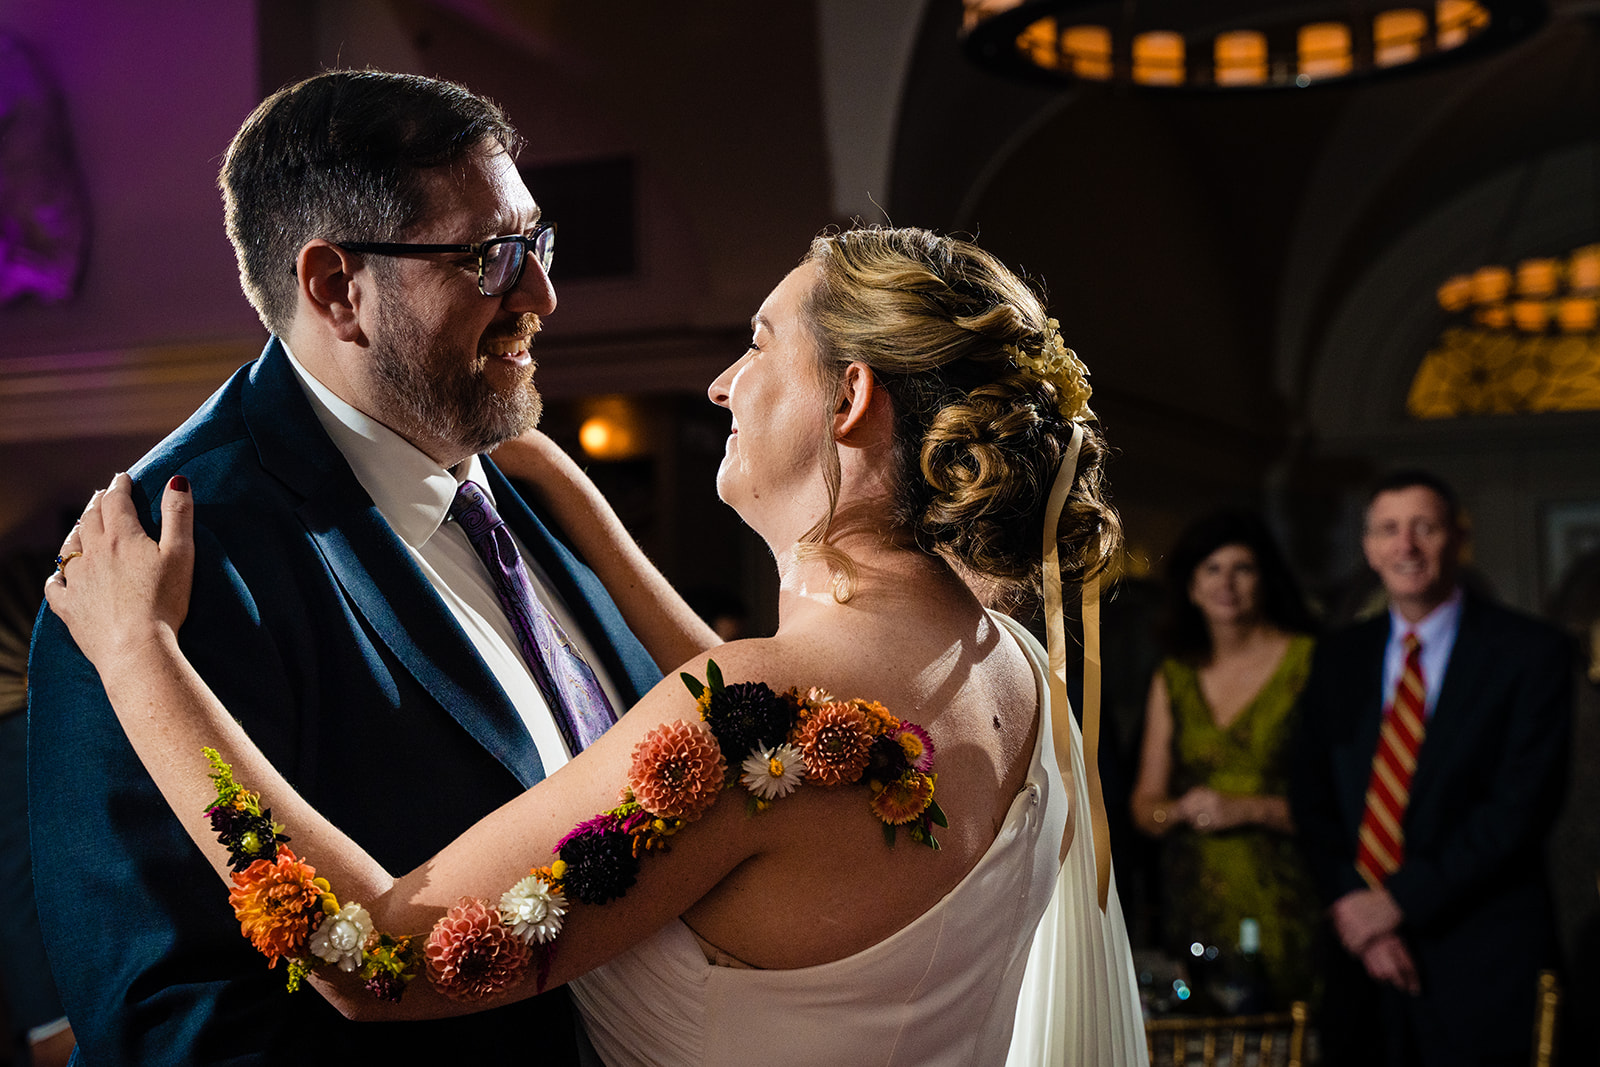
[915,374,1115,596]
[801,226,1121,603]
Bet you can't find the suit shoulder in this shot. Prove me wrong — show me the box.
[128,361,258,487]
[1467,595,1568,651]
[1311,614,1387,659]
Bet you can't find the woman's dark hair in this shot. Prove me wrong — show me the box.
[1160,510,1315,662]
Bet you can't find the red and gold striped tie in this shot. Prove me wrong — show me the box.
[1355,632,1426,888]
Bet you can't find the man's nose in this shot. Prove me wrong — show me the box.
[503,257,557,316]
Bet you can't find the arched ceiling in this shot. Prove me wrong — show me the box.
[889,2,1600,569]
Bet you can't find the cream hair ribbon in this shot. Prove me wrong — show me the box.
[1039,421,1111,911]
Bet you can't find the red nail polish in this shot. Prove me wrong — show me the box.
[170,475,190,492]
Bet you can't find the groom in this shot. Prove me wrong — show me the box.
[28,72,661,1065]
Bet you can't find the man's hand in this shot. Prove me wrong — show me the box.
[1331,886,1403,955]
[1359,932,1421,995]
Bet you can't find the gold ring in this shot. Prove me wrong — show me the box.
[1195,812,1212,828]
[54,551,83,577]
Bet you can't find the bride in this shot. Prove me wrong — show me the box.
[46,227,1146,1065]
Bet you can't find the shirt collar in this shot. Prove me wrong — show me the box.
[1387,586,1464,649]
[281,342,493,548]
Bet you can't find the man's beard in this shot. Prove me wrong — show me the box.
[370,295,542,458]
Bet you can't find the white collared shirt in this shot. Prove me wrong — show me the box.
[1381,588,1463,719]
[283,344,625,775]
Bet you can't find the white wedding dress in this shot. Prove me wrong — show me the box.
[569,612,1148,1066]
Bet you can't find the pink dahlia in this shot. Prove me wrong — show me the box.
[795,702,874,786]
[627,720,726,822]
[424,897,533,1001]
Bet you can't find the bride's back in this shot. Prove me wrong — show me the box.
[674,227,1119,969]
[680,567,1043,969]
[574,602,1082,1067]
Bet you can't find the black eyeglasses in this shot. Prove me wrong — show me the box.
[340,222,556,296]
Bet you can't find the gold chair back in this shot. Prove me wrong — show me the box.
[1531,969,1559,1067]
[1144,1002,1308,1067]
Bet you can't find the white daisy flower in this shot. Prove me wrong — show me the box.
[308,902,375,972]
[741,743,807,801]
[500,874,568,945]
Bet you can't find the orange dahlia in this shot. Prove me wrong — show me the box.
[795,701,874,786]
[228,847,323,967]
[627,720,726,822]
[424,897,533,1000]
[870,772,936,825]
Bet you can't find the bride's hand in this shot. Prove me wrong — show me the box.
[44,472,195,672]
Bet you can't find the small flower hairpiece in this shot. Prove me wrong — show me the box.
[202,663,945,1004]
[1006,317,1093,422]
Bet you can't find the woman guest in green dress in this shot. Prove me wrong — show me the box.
[1131,510,1319,1009]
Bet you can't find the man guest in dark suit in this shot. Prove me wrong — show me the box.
[1291,470,1571,1066]
[28,71,691,1066]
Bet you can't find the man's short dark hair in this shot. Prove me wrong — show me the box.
[1366,468,1462,529]
[220,70,523,336]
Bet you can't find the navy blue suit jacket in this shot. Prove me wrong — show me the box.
[28,339,661,1066]
[1290,593,1571,1062]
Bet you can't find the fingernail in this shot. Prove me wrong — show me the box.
[170,475,190,493]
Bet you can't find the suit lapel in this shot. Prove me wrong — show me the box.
[241,341,547,788]
[1344,617,1391,823]
[482,458,662,706]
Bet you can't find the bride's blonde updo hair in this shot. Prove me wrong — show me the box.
[797,225,1120,604]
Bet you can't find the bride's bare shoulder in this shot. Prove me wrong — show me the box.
[656,633,830,695]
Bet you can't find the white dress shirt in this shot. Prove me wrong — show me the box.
[1381,588,1463,719]
[283,344,625,775]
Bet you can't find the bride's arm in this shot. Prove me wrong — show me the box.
[46,475,770,1020]
[490,429,721,670]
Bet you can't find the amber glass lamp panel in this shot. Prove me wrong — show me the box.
[1016,16,1063,71]
[1299,22,1353,80]
[1214,30,1267,86]
[1063,25,1113,79]
[1374,9,1427,67]
[1437,0,1490,50]
[1133,31,1184,86]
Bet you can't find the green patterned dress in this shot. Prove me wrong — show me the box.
[1159,635,1318,1007]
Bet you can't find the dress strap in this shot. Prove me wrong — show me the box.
[1040,422,1111,911]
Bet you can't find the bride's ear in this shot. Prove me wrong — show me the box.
[833,362,882,443]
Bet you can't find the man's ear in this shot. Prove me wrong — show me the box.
[297,240,367,343]
[834,361,881,442]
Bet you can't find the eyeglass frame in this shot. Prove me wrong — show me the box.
[338,221,556,297]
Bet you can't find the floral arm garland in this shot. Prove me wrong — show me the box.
[202,662,945,1002]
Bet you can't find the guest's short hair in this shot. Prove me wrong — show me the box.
[1160,509,1316,662]
[220,70,522,336]
[1365,469,1462,531]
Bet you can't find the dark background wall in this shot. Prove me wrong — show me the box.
[4,0,1600,616]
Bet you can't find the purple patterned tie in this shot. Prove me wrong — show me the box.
[449,479,617,753]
